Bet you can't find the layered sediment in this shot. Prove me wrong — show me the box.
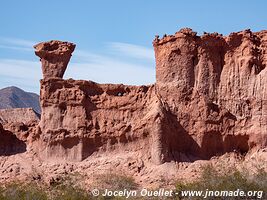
[34,30,267,163]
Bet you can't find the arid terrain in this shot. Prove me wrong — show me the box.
[0,28,266,199]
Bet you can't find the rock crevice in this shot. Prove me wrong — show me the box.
[34,29,267,163]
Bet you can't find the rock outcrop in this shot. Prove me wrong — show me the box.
[34,29,267,164]
[34,40,75,79]
[0,123,26,156]
[0,108,40,124]
[39,78,158,162]
[154,28,267,160]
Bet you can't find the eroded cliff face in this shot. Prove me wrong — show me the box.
[35,30,267,163]
[154,28,267,160]
[38,78,163,162]
[0,123,26,156]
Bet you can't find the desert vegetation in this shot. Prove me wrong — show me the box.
[0,166,266,200]
[175,165,267,200]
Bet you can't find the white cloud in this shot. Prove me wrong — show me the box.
[73,50,106,62]
[0,37,36,48]
[0,38,156,93]
[0,44,32,52]
[69,48,155,85]
[67,56,155,85]
[0,59,41,93]
[0,37,36,52]
[0,59,40,79]
[108,42,155,61]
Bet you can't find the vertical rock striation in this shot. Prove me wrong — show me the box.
[35,29,267,163]
[153,28,267,160]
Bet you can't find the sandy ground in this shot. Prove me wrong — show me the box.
[0,148,266,190]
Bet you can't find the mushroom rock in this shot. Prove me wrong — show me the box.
[34,40,75,79]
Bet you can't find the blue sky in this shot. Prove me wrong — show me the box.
[0,0,266,93]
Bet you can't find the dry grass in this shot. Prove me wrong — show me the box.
[175,165,267,200]
[0,167,265,200]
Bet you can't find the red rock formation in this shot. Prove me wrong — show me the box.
[34,40,75,79]
[154,28,267,160]
[38,78,159,162]
[35,29,267,164]
[0,123,26,156]
[0,108,40,124]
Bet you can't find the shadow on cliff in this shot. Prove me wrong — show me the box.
[163,110,249,162]
[0,130,27,156]
[200,104,250,158]
[200,132,249,158]
[162,111,202,162]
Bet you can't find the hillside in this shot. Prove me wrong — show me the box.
[0,86,41,113]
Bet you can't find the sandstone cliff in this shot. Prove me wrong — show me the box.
[154,28,267,160]
[33,29,267,164]
[0,123,26,156]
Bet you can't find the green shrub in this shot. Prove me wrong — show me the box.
[52,185,90,200]
[1,167,265,200]
[175,165,267,200]
[96,173,139,191]
[0,174,91,200]
[48,173,90,200]
[0,183,47,200]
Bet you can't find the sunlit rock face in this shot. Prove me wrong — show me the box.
[34,40,75,79]
[35,29,267,163]
[154,28,267,159]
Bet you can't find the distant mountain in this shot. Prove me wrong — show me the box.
[0,86,41,114]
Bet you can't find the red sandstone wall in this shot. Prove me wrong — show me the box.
[154,28,267,159]
[35,30,267,163]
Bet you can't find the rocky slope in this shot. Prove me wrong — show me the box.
[0,86,41,114]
